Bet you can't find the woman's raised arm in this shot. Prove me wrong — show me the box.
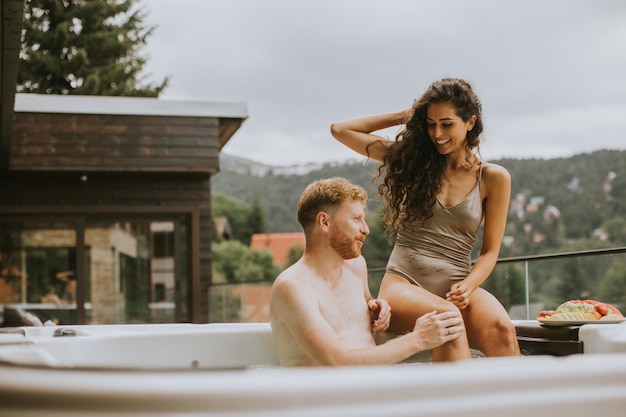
[330,109,410,163]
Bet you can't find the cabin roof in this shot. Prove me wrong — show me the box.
[14,94,248,119]
[2,0,247,171]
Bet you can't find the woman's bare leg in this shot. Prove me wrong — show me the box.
[462,287,521,356]
[378,273,472,362]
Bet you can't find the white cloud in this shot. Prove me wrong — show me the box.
[484,104,626,160]
[141,0,626,166]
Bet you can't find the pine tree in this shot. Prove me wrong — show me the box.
[557,258,588,301]
[247,197,267,237]
[18,0,168,96]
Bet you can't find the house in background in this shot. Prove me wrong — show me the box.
[250,232,305,269]
[0,1,247,324]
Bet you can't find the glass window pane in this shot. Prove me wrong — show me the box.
[86,221,148,324]
[1,222,76,326]
[177,218,190,322]
[2,217,191,326]
[85,220,183,324]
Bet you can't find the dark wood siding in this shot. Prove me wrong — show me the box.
[10,113,221,173]
[1,0,24,171]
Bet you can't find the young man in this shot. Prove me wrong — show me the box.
[270,177,464,366]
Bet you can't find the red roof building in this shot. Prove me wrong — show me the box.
[250,232,305,268]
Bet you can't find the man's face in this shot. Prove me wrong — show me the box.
[328,200,369,259]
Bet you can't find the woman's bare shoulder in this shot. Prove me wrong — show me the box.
[482,161,511,183]
[480,162,511,202]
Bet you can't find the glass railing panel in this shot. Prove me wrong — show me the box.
[208,282,272,323]
[205,248,625,324]
[490,248,626,319]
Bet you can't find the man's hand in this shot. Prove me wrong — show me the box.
[368,298,391,334]
[412,310,464,351]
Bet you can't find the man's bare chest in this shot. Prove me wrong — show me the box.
[317,276,369,330]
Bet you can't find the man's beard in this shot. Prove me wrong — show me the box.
[329,227,361,259]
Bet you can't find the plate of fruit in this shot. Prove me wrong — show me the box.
[537,299,624,326]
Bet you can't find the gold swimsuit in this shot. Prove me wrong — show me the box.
[385,166,484,298]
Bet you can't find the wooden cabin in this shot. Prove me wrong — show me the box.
[1,0,247,324]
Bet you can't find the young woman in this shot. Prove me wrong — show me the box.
[330,78,520,361]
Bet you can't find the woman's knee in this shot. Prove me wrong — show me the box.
[470,315,518,353]
[493,316,517,340]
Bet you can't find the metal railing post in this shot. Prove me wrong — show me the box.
[524,260,530,320]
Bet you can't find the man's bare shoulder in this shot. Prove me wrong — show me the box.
[273,262,305,289]
[271,263,313,309]
[272,256,367,306]
[345,254,367,270]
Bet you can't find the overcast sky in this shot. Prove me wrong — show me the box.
[141,0,626,167]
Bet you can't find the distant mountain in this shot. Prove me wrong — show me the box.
[213,153,383,233]
[213,150,626,251]
[217,153,273,176]
[218,153,362,177]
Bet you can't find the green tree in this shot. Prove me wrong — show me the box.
[284,244,304,269]
[597,260,626,309]
[481,264,526,312]
[604,217,626,245]
[247,197,267,242]
[557,258,588,301]
[608,171,626,217]
[212,193,252,243]
[212,193,270,245]
[18,0,167,96]
[361,210,394,270]
[211,241,279,283]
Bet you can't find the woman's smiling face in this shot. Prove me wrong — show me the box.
[426,103,476,155]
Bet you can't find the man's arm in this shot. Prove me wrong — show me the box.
[359,256,391,334]
[273,277,463,366]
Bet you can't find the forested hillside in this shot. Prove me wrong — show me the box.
[212,150,626,312]
[212,157,384,234]
[213,149,626,253]
[500,150,626,244]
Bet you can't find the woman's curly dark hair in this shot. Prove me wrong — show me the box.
[374,78,484,232]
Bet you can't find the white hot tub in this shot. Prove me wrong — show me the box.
[1,321,625,416]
